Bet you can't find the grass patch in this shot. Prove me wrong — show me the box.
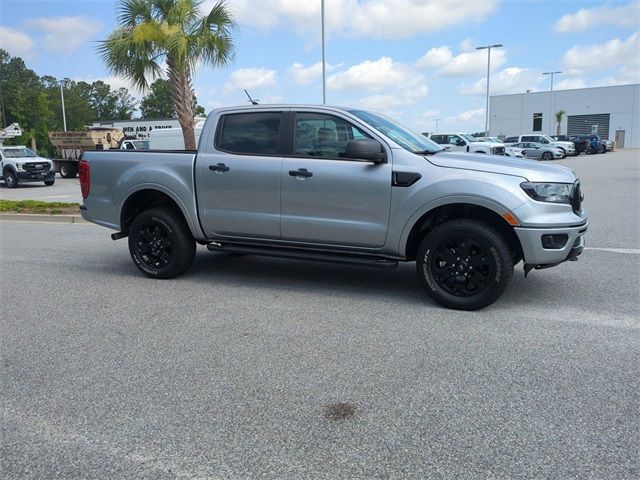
[0,200,80,215]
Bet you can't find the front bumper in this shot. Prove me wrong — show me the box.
[514,221,587,266]
[17,170,55,182]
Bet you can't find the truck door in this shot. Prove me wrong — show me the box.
[280,111,391,248]
[196,111,284,239]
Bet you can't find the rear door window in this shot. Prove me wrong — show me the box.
[217,112,282,155]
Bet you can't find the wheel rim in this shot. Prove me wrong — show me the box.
[543,152,552,160]
[134,220,174,269]
[6,174,15,186]
[430,237,496,297]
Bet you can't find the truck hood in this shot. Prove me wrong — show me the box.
[426,151,576,183]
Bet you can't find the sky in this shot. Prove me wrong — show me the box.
[0,0,638,133]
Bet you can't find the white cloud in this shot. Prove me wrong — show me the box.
[416,45,506,76]
[553,77,587,91]
[358,84,428,111]
[438,49,506,77]
[459,38,475,52]
[223,68,277,94]
[415,46,452,69]
[25,16,102,53]
[461,67,542,96]
[287,61,339,85]
[221,0,499,40]
[0,26,35,58]
[554,0,640,33]
[562,32,640,73]
[328,56,417,92]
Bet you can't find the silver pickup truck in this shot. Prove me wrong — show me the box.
[80,105,587,310]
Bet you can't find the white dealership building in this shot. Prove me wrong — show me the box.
[489,83,640,148]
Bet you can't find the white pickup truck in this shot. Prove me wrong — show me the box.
[427,133,506,155]
[0,146,55,188]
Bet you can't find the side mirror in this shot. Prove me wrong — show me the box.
[456,139,466,147]
[345,139,387,163]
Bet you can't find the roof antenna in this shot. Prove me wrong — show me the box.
[244,89,259,105]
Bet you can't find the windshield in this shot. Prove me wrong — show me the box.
[348,110,442,154]
[460,134,477,142]
[1,148,37,158]
[539,136,553,144]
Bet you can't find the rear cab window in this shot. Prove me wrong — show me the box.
[216,112,282,155]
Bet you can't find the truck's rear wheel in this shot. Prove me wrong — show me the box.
[416,219,514,310]
[128,207,195,279]
[60,162,77,178]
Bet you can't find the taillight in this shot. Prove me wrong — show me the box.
[79,160,90,199]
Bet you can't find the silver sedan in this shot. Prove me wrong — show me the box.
[508,142,564,160]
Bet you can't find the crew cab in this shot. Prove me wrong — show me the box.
[427,133,506,155]
[504,134,576,157]
[0,146,55,188]
[80,105,587,310]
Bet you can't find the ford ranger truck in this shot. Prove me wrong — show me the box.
[79,105,587,310]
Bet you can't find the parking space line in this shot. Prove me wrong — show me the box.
[585,247,640,254]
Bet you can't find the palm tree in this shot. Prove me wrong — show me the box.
[555,110,565,136]
[98,0,235,149]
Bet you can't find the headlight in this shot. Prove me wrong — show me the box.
[520,182,572,204]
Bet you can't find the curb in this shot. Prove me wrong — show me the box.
[0,213,88,224]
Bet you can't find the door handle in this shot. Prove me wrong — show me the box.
[289,168,313,178]
[209,163,230,172]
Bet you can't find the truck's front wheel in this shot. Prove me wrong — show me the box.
[128,207,196,279]
[416,219,514,310]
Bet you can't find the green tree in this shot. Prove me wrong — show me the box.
[140,78,205,118]
[139,78,175,118]
[113,87,138,119]
[555,110,566,136]
[98,0,236,149]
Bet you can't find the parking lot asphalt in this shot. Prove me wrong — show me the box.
[1,150,638,479]
[0,176,82,203]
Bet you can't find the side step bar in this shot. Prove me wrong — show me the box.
[206,242,399,268]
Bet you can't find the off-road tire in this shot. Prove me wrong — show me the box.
[416,219,514,310]
[128,207,196,279]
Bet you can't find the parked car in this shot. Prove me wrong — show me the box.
[505,145,526,158]
[80,105,587,311]
[503,134,576,157]
[602,138,614,151]
[427,133,506,155]
[573,135,606,154]
[509,142,564,160]
[0,146,55,188]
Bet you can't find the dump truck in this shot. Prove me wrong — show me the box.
[48,127,126,178]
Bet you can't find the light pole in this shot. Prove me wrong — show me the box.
[321,0,326,104]
[543,71,562,135]
[476,44,503,136]
[434,118,440,132]
[59,81,67,131]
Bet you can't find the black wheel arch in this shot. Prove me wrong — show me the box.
[404,203,523,263]
[121,189,193,236]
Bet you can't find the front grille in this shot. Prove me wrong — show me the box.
[492,146,505,155]
[23,162,50,173]
[570,180,582,214]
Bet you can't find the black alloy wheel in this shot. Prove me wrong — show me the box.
[429,237,496,298]
[128,207,195,279]
[417,219,514,310]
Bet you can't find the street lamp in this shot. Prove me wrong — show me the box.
[476,44,503,136]
[543,71,562,135]
[321,0,326,104]
[58,81,67,131]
